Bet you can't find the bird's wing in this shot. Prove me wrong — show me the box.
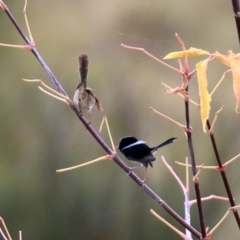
[123,144,155,160]
[130,154,155,168]
[85,88,103,111]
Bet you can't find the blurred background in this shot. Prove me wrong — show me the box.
[0,0,239,239]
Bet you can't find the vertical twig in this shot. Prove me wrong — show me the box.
[185,91,206,237]
[207,120,240,227]
[176,32,207,237]
[231,0,240,45]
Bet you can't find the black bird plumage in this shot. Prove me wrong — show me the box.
[118,136,176,168]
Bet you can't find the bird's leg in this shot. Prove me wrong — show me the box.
[129,166,143,170]
[128,165,147,183]
[142,167,148,183]
[87,111,91,124]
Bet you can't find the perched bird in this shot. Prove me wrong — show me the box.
[118,136,176,181]
[73,54,103,122]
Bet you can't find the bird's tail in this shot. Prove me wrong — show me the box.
[153,137,177,151]
[78,54,89,86]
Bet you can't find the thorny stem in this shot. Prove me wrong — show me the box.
[206,120,240,228]
[0,2,201,238]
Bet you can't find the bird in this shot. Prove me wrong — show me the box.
[73,54,103,122]
[118,136,176,181]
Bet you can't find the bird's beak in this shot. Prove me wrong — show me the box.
[116,145,119,149]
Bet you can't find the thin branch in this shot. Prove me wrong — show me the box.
[0,0,7,11]
[99,115,116,152]
[185,157,189,194]
[162,82,200,108]
[150,209,189,240]
[208,106,224,134]
[23,0,34,45]
[121,43,184,75]
[192,165,203,183]
[38,86,70,104]
[176,153,240,171]
[161,156,186,193]
[0,217,12,240]
[183,53,206,236]
[150,107,188,132]
[206,120,240,228]
[208,205,240,237]
[188,195,230,207]
[210,70,231,96]
[184,157,192,239]
[22,78,73,105]
[162,156,192,238]
[175,33,189,73]
[0,43,29,49]
[175,161,217,170]
[0,0,34,50]
[0,228,8,240]
[56,155,113,173]
[224,153,240,166]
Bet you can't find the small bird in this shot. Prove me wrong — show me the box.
[73,54,103,122]
[118,136,176,181]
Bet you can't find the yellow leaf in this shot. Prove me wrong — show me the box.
[228,51,240,113]
[196,59,211,133]
[164,47,210,59]
[214,51,230,67]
